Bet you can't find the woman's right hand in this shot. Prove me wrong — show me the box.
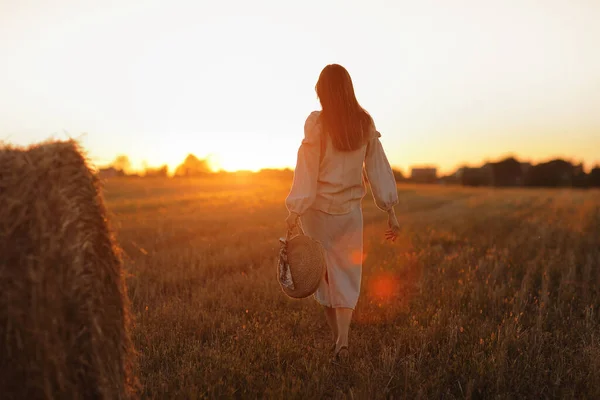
[385,209,400,242]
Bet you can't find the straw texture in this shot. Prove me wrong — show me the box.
[0,140,137,399]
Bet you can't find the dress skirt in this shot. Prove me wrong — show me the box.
[300,206,363,310]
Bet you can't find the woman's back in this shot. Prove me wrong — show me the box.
[312,111,370,214]
[286,111,398,216]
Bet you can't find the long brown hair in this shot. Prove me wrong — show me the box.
[315,64,373,152]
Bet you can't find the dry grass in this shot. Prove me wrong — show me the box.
[0,141,137,399]
[102,176,600,399]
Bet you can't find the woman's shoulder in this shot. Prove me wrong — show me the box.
[305,111,322,127]
[303,111,322,143]
[366,118,381,142]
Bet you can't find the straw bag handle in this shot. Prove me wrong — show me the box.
[286,218,305,241]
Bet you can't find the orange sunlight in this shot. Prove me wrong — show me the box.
[2,1,600,172]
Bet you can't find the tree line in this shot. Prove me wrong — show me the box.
[101,154,600,188]
[99,154,211,178]
[398,157,600,188]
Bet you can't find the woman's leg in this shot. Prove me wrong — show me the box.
[335,307,353,351]
[324,306,338,343]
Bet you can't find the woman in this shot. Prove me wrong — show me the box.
[285,64,400,362]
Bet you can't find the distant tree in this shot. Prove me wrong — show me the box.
[489,157,523,186]
[392,169,405,182]
[144,165,169,178]
[438,174,460,185]
[524,159,575,187]
[572,163,589,188]
[257,168,294,180]
[457,166,492,187]
[589,166,600,187]
[111,155,131,174]
[174,154,212,177]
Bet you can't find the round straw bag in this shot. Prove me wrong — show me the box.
[278,222,326,299]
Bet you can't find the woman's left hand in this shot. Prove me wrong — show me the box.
[285,212,300,230]
[385,208,401,242]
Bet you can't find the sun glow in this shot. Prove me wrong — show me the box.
[209,151,272,173]
[2,1,600,172]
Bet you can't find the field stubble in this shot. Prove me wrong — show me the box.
[102,177,600,399]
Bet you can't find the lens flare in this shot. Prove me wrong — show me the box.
[367,272,400,303]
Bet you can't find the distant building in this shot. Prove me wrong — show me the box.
[410,167,437,184]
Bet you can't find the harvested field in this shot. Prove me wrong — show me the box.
[102,176,600,399]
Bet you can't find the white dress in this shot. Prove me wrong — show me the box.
[285,111,399,309]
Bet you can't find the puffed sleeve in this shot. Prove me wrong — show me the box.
[364,130,399,211]
[285,111,322,215]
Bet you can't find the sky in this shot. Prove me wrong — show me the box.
[1,0,599,174]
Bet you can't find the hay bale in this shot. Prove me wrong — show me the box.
[0,140,137,399]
